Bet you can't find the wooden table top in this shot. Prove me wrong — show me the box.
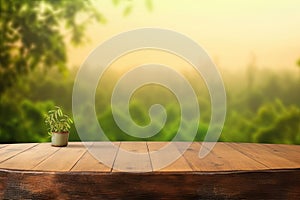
[1,142,300,199]
[0,142,299,173]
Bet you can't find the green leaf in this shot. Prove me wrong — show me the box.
[58,109,63,117]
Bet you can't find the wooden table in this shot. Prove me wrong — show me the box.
[0,142,299,199]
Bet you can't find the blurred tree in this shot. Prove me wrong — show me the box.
[0,0,153,95]
[0,0,106,94]
[246,53,256,91]
[297,58,300,77]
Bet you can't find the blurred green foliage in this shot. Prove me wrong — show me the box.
[220,69,300,144]
[0,67,299,144]
[0,0,104,94]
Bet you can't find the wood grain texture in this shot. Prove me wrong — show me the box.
[0,169,299,199]
[0,143,37,164]
[147,142,192,172]
[0,144,8,149]
[33,143,86,171]
[228,143,299,169]
[71,142,113,172]
[0,142,299,172]
[263,143,300,164]
[113,142,152,172]
[88,142,120,171]
[182,143,269,171]
[0,143,59,170]
[0,142,299,199]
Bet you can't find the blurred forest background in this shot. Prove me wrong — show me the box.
[1,0,299,144]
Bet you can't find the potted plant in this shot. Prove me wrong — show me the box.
[45,106,73,147]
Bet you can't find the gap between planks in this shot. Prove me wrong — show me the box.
[33,142,87,172]
[71,142,121,172]
[0,143,38,165]
[0,142,299,173]
[227,143,300,169]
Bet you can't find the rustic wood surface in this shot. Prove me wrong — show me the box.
[0,142,299,199]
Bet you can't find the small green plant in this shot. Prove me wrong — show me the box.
[45,106,73,135]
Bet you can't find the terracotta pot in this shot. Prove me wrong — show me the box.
[51,132,69,147]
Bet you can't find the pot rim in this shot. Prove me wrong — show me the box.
[52,131,69,134]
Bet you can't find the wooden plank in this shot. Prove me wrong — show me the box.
[71,142,120,172]
[0,143,59,170]
[86,142,120,171]
[1,169,300,199]
[0,142,300,199]
[0,143,37,164]
[0,142,298,174]
[113,142,152,172]
[71,151,111,172]
[258,144,300,164]
[179,142,209,171]
[0,144,8,149]
[228,143,300,169]
[33,142,86,172]
[272,144,300,153]
[183,142,268,171]
[147,142,192,172]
